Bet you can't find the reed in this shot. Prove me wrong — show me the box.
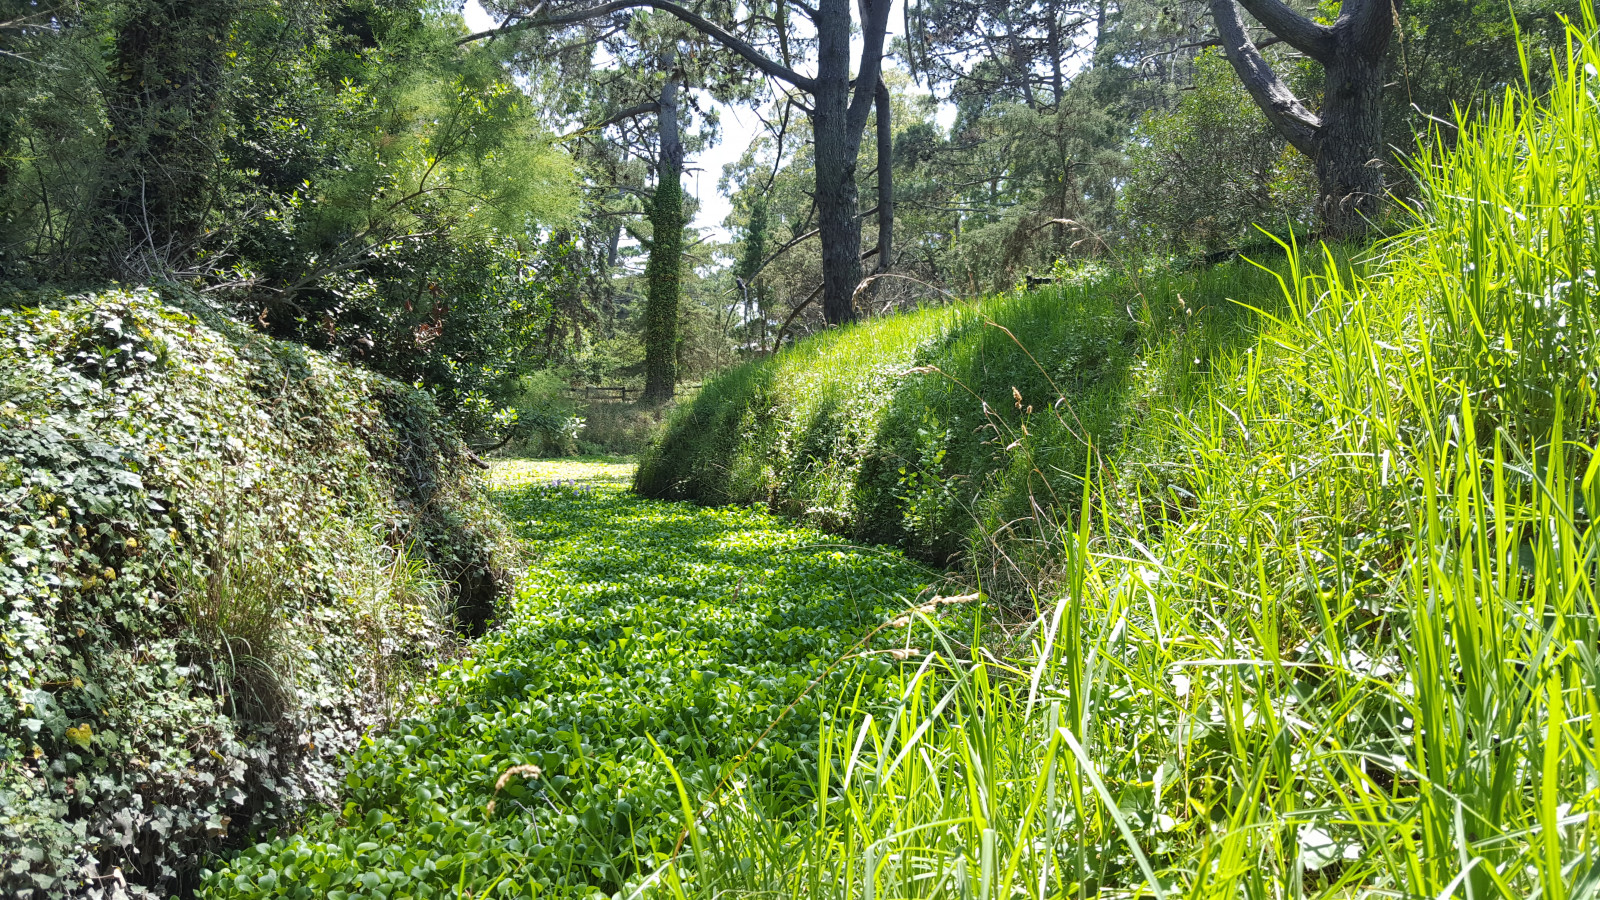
[666,15,1600,899]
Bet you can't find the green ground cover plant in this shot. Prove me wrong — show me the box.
[0,289,513,896]
[200,461,937,899]
[489,458,641,490]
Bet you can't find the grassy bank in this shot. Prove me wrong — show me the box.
[201,460,936,899]
[667,21,1600,898]
[635,248,1312,578]
[0,289,513,896]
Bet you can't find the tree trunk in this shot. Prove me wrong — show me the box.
[102,0,238,267]
[813,124,862,326]
[1314,46,1386,237]
[1210,0,1393,240]
[1048,12,1066,103]
[0,34,15,204]
[811,0,863,326]
[0,98,14,250]
[1094,0,1108,58]
[875,79,893,275]
[642,49,683,405]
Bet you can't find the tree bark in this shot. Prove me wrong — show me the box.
[811,0,892,324]
[642,47,683,404]
[809,0,870,325]
[0,97,14,236]
[0,26,16,207]
[811,0,859,325]
[1313,19,1388,235]
[1048,12,1066,103]
[1094,0,1108,58]
[102,0,239,264]
[875,78,893,274]
[1209,0,1392,238]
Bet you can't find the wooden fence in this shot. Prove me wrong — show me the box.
[567,385,634,402]
[565,382,704,403]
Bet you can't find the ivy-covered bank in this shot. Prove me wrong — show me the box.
[0,290,514,897]
[202,460,933,899]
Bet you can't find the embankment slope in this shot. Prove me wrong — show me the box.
[1,289,513,896]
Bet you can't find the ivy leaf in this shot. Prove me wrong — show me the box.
[65,722,93,750]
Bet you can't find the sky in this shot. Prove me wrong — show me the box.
[461,0,948,241]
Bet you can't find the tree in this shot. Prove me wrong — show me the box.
[2,0,231,278]
[1122,48,1315,252]
[464,0,895,325]
[906,0,1097,109]
[100,0,242,274]
[1208,0,1393,237]
[894,0,1163,287]
[488,5,752,401]
[732,195,771,348]
[641,43,684,402]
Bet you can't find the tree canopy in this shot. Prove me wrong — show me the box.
[0,0,1586,434]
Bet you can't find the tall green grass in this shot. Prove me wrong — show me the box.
[636,258,1302,575]
[657,18,1600,899]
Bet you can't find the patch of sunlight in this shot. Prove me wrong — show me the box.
[488,456,637,491]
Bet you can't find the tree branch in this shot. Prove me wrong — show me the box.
[782,0,819,20]
[845,0,893,134]
[771,281,825,352]
[458,0,816,91]
[874,76,892,275]
[1137,34,1282,66]
[598,99,662,129]
[1233,0,1333,62]
[1210,0,1320,156]
[740,204,878,285]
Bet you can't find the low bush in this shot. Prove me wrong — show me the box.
[498,372,585,458]
[493,376,670,459]
[579,401,672,457]
[0,288,514,897]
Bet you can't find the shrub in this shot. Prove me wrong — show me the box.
[499,372,584,457]
[578,401,671,456]
[0,288,514,897]
[1121,49,1317,254]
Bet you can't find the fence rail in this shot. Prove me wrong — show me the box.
[564,382,704,403]
[567,385,634,402]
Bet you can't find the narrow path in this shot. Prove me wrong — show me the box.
[206,459,931,899]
